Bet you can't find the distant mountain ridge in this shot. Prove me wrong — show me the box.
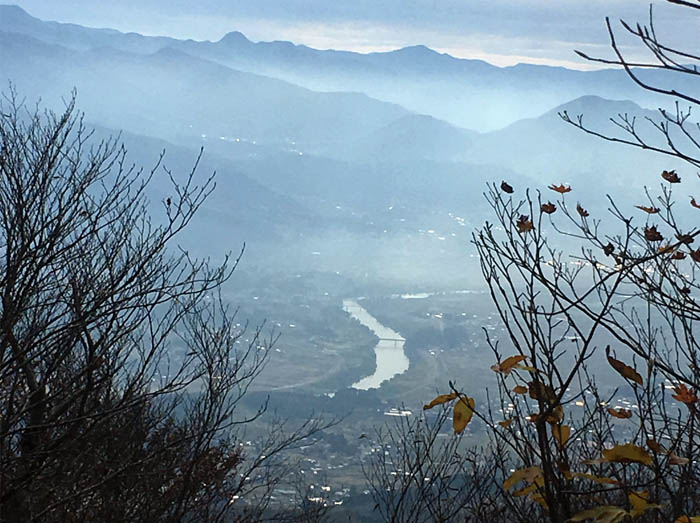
[0,5,685,189]
[0,3,692,284]
[0,3,689,131]
[469,95,687,191]
[0,28,410,153]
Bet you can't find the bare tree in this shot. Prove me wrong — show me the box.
[363,406,499,522]
[0,91,328,522]
[367,2,700,521]
[563,0,700,168]
[470,181,700,521]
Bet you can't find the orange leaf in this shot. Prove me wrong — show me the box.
[513,385,528,395]
[669,453,690,466]
[516,215,534,233]
[636,205,660,214]
[658,245,674,254]
[423,392,457,410]
[676,233,694,245]
[549,184,572,194]
[662,169,681,183]
[607,408,633,419]
[602,443,653,466]
[646,439,667,454]
[644,225,663,242]
[453,396,475,434]
[541,202,557,214]
[606,346,643,386]
[673,384,698,404]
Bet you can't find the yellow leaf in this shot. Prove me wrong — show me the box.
[569,506,628,522]
[491,355,527,375]
[676,517,700,523]
[606,347,643,386]
[530,491,548,509]
[503,466,542,491]
[601,443,653,466]
[514,364,540,373]
[512,483,537,497]
[513,385,528,395]
[628,490,662,517]
[452,396,475,434]
[552,424,571,449]
[572,472,618,485]
[423,392,457,410]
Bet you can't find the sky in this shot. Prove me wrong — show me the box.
[9,0,700,69]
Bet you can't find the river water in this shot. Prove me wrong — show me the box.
[343,299,409,389]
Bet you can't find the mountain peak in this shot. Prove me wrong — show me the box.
[219,31,250,45]
[555,95,642,114]
[395,44,437,56]
[0,4,35,20]
[0,4,27,13]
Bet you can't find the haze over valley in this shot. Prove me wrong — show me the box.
[1,4,696,519]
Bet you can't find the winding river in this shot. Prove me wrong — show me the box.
[343,299,409,389]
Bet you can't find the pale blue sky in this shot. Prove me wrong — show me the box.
[8,1,699,68]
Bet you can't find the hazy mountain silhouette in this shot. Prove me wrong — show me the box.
[337,114,477,163]
[1,4,693,284]
[468,95,687,191]
[0,30,408,153]
[1,4,692,131]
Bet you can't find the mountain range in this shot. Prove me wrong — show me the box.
[0,4,691,286]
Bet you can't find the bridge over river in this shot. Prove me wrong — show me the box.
[342,299,409,389]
